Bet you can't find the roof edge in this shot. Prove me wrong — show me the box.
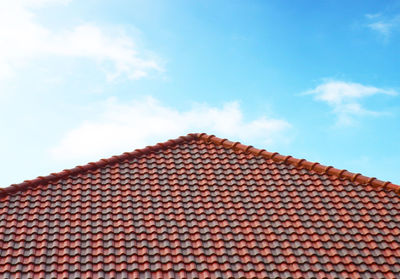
[1,132,399,198]
[0,134,197,198]
[194,133,400,195]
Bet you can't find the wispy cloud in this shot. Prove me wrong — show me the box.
[365,13,400,40]
[50,97,291,162]
[305,80,397,125]
[365,13,382,19]
[368,21,393,37]
[0,0,162,80]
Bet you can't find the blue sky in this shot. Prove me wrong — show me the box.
[1,0,399,186]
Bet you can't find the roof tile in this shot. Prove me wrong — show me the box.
[1,133,399,277]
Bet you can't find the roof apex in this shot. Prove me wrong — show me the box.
[1,132,398,198]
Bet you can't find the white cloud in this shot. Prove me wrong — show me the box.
[22,0,72,6]
[365,13,400,40]
[365,13,381,19]
[50,97,291,161]
[368,21,393,36]
[308,81,396,105]
[305,80,397,125]
[0,0,162,80]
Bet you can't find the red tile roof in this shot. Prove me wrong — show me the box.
[1,133,399,278]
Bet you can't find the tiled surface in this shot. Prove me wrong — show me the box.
[1,137,400,278]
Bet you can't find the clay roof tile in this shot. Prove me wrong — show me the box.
[0,133,399,277]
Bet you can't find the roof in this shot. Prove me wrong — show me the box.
[1,133,399,278]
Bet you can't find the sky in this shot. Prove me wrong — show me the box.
[1,0,399,187]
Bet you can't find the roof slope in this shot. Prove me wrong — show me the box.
[1,133,400,278]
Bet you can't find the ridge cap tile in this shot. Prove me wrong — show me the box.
[195,133,399,194]
[1,132,398,198]
[1,134,198,197]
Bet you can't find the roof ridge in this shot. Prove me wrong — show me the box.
[194,133,400,195]
[1,132,399,198]
[0,134,197,198]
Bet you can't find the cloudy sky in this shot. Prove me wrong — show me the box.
[1,0,399,186]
